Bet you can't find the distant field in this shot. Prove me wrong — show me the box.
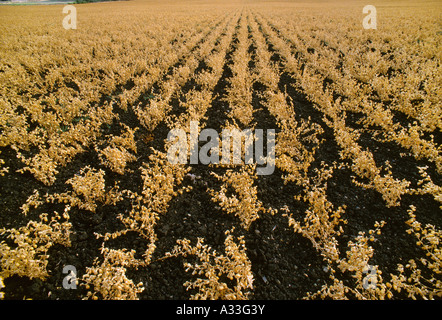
[0,0,441,300]
[0,0,73,5]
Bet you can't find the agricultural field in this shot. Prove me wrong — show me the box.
[0,0,441,300]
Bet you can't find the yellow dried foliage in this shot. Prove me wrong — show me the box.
[46,166,123,213]
[0,151,8,177]
[164,229,254,300]
[82,246,145,300]
[389,205,442,299]
[210,165,264,230]
[0,207,72,280]
[0,276,4,300]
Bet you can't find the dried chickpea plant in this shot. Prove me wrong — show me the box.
[209,165,264,230]
[308,221,391,300]
[96,148,191,266]
[46,166,123,213]
[287,163,347,263]
[81,245,145,300]
[0,276,4,299]
[387,205,442,299]
[96,124,138,175]
[163,228,254,300]
[0,207,72,281]
[0,151,8,177]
